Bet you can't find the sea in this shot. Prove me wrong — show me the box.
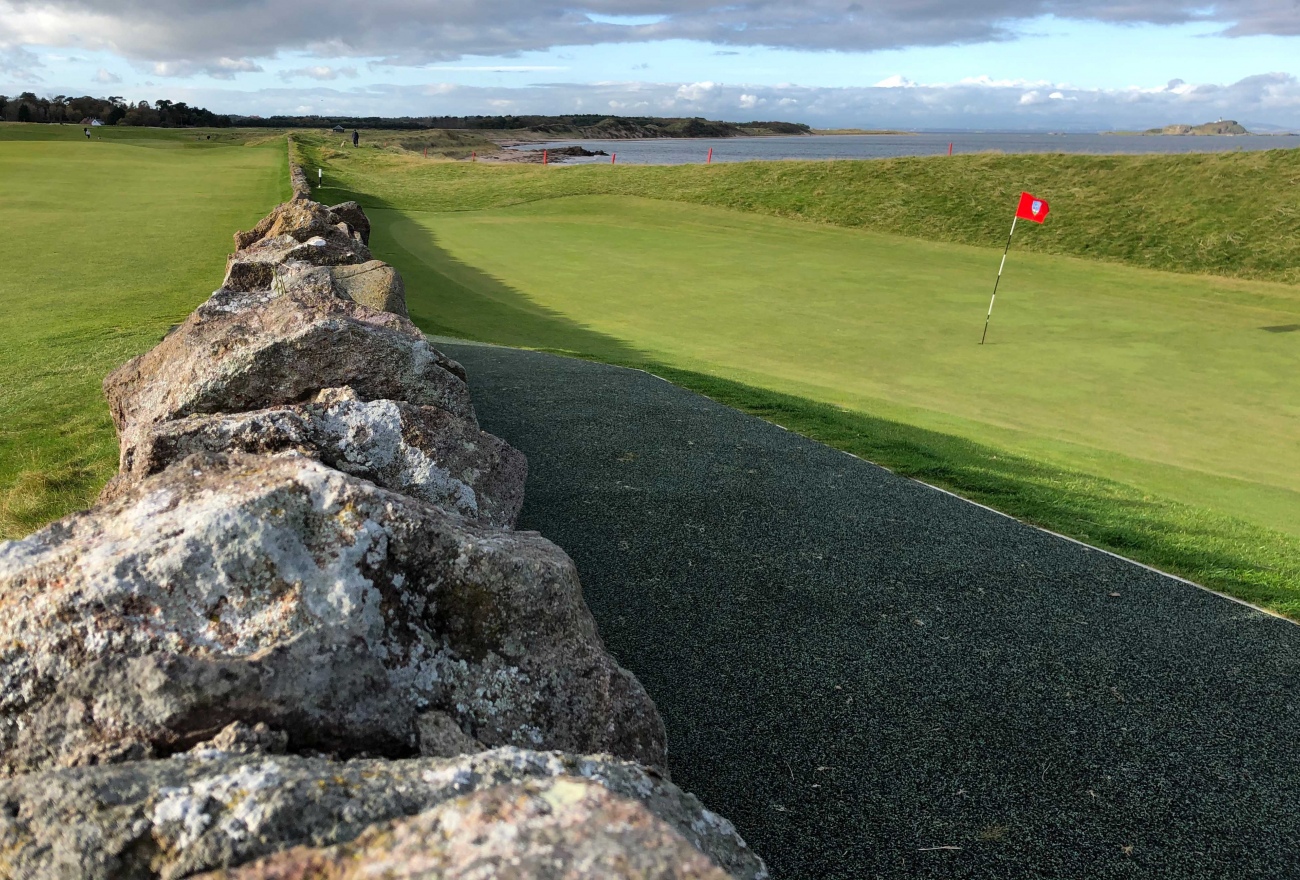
[507,132,1299,165]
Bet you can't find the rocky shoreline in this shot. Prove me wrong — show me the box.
[0,168,766,878]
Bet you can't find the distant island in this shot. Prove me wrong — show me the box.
[1107,119,1252,136]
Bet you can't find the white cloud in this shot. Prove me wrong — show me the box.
[151,56,264,80]
[92,67,121,83]
[676,81,719,101]
[279,65,358,82]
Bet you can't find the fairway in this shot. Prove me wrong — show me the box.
[0,127,287,537]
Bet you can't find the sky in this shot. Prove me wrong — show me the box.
[2,1,1300,130]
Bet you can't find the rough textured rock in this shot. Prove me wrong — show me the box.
[202,777,733,880]
[328,201,371,245]
[103,282,473,479]
[222,232,373,293]
[101,387,526,527]
[331,260,407,316]
[0,748,766,880]
[233,200,339,250]
[0,453,664,775]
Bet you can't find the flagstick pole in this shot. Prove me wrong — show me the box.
[981,215,1017,345]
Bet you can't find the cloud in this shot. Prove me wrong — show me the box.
[151,56,264,80]
[279,65,358,81]
[0,0,1295,71]
[162,72,1300,130]
[0,44,42,82]
[92,67,121,83]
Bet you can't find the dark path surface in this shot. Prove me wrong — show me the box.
[442,341,1300,880]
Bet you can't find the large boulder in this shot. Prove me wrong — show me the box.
[0,747,767,880]
[331,260,407,316]
[100,387,527,528]
[0,453,665,776]
[103,280,473,478]
[202,777,733,880]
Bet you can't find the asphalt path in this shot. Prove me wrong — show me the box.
[440,341,1300,880]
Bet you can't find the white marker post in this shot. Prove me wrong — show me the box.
[317,168,323,188]
[980,216,1017,345]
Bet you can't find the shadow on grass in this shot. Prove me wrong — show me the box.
[321,180,649,364]
[312,179,1300,621]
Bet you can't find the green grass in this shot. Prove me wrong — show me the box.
[296,140,1300,617]
[0,125,288,537]
[294,133,1300,284]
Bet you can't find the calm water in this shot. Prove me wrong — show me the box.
[509,132,1299,165]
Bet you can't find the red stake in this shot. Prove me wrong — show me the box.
[707,147,713,164]
[472,151,476,162]
[948,142,953,156]
[611,153,616,164]
[543,149,549,165]
[423,147,428,158]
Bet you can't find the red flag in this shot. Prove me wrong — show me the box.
[1015,192,1050,223]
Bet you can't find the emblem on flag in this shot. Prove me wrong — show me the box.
[1015,191,1050,224]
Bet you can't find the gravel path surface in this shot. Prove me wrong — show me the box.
[441,341,1300,880]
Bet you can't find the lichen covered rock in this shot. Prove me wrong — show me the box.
[331,260,407,316]
[0,748,766,880]
[0,453,665,776]
[101,387,525,527]
[202,777,734,880]
[103,282,473,479]
[233,200,348,250]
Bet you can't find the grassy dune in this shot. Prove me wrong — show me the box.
[296,135,1300,616]
[0,125,287,537]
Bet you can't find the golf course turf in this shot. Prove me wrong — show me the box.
[294,137,1300,618]
[0,125,288,537]
[3,127,1298,620]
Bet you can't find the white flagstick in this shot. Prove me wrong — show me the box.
[981,215,1018,345]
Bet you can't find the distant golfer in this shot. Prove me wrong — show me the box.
[83,127,90,139]
[352,130,359,147]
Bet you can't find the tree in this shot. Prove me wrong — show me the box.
[17,103,30,122]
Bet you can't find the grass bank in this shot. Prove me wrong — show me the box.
[0,125,288,537]
[294,132,1300,284]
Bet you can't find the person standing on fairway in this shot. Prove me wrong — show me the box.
[352,129,359,147]
[83,127,90,140]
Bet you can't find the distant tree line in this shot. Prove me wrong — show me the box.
[232,114,812,135]
[0,93,232,127]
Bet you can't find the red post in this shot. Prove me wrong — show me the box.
[611,153,616,164]
[707,147,713,164]
[423,147,428,158]
[472,151,476,162]
[948,142,953,156]
[543,149,549,165]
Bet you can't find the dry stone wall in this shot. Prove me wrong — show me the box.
[0,180,767,878]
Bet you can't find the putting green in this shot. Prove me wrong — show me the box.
[0,127,287,537]
[374,195,1300,539]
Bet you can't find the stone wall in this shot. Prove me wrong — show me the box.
[0,192,767,879]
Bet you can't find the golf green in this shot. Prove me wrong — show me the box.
[373,195,1300,542]
[0,127,287,537]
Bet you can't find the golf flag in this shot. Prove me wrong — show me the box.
[981,191,1051,344]
[1015,192,1050,224]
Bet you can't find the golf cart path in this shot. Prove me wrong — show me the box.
[440,340,1300,880]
